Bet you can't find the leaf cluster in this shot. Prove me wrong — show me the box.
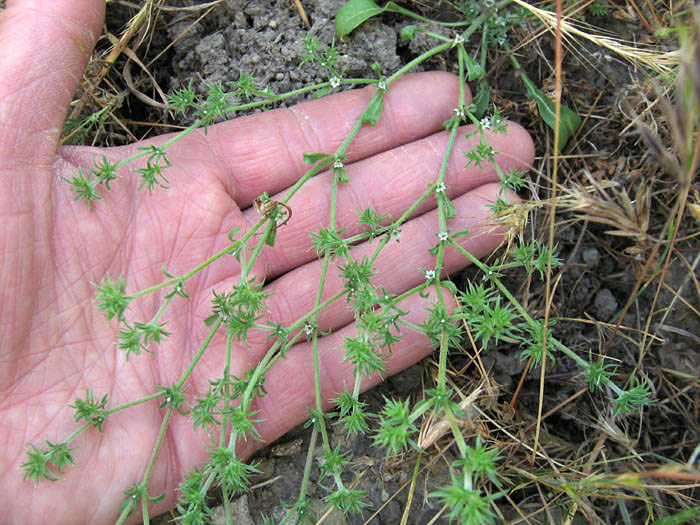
[136,144,171,194]
[95,275,131,322]
[372,397,418,455]
[333,390,371,434]
[430,476,497,525]
[300,31,346,82]
[68,389,110,432]
[205,281,271,342]
[311,226,349,259]
[206,446,262,495]
[420,302,464,349]
[22,441,75,483]
[118,320,171,359]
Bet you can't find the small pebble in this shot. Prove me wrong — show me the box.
[593,288,618,321]
[582,246,600,268]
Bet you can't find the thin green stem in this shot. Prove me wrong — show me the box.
[175,319,223,391]
[129,222,264,299]
[387,42,452,85]
[312,170,341,451]
[450,419,468,458]
[385,0,511,87]
[294,425,318,518]
[220,332,234,449]
[281,106,366,204]
[115,404,176,525]
[140,404,176,503]
[149,294,173,324]
[431,104,462,390]
[105,391,165,414]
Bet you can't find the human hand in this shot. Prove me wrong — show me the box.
[0,1,533,522]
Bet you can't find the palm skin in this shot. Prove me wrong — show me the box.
[0,1,534,523]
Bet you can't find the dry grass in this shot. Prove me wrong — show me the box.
[428,2,700,523]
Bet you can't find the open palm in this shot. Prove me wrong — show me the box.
[0,1,533,523]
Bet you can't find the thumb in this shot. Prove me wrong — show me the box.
[0,0,105,163]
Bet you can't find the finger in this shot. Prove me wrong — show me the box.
[204,72,469,206]
[0,0,105,163]
[237,286,456,459]
[259,182,513,338]
[247,122,533,278]
[226,182,512,361]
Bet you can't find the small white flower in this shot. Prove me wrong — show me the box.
[390,228,401,242]
[453,107,465,119]
[330,77,341,89]
[425,269,436,280]
[435,182,448,193]
[480,117,492,130]
[377,80,387,91]
[333,159,345,169]
[304,322,314,336]
[453,34,465,45]
[438,231,449,242]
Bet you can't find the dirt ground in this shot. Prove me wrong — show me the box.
[81,0,700,523]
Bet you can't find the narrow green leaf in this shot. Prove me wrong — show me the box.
[462,51,485,81]
[361,90,385,126]
[227,227,241,242]
[303,152,331,164]
[520,74,581,150]
[264,223,277,247]
[161,264,174,278]
[472,80,489,119]
[118,498,134,517]
[452,229,470,238]
[313,87,331,99]
[148,491,166,504]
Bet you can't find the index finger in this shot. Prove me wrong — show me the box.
[203,72,470,207]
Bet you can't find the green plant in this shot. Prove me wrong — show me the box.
[21,1,693,523]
